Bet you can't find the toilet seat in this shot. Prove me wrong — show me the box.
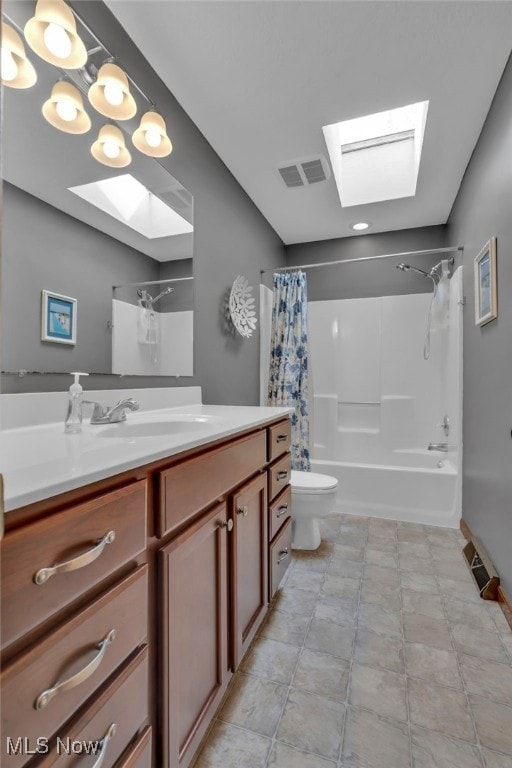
[291,470,338,495]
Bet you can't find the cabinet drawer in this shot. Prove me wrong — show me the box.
[268,454,291,502]
[269,485,292,541]
[36,649,149,768]
[267,420,291,462]
[269,517,292,600]
[1,566,148,768]
[116,726,151,768]
[158,430,266,537]
[1,480,147,650]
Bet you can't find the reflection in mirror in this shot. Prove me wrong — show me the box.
[112,277,193,376]
[1,0,194,378]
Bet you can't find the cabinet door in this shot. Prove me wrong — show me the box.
[160,502,230,768]
[231,474,268,669]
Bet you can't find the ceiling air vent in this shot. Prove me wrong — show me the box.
[301,159,328,184]
[277,155,331,189]
[278,164,304,188]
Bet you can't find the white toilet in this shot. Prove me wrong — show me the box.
[290,470,339,550]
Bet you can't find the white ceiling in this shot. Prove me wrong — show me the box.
[106,0,512,245]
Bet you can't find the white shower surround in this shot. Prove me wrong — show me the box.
[260,267,463,527]
[112,299,193,376]
[308,268,463,527]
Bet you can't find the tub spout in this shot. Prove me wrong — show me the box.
[428,442,449,453]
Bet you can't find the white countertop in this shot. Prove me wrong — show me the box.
[0,403,292,512]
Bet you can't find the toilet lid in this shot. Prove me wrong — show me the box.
[291,470,338,494]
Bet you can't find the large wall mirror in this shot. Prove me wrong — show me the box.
[1,0,194,378]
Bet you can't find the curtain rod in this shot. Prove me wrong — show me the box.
[113,277,193,289]
[260,246,463,275]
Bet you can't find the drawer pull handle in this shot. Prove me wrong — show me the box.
[34,531,116,585]
[35,629,116,710]
[237,506,249,518]
[220,519,234,532]
[277,547,289,564]
[276,504,289,518]
[276,434,288,443]
[276,471,288,481]
[91,723,117,768]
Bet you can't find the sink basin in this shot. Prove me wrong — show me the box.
[96,413,220,439]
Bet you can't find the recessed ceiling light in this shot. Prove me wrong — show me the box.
[351,221,371,231]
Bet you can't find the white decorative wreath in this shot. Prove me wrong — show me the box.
[229,275,258,338]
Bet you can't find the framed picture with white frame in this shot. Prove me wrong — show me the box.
[474,237,497,327]
[41,290,77,345]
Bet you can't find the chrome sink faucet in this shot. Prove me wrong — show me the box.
[428,442,449,453]
[85,397,140,424]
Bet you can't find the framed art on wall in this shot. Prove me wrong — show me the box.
[474,237,497,327]
[41,290,77,345]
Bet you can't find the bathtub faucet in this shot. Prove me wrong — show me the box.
[428,442,449,453]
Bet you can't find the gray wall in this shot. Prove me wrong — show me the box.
[447,54,512,597]
[158,259,194,312]
[2,183,161,374]
[283,226,450,301]
[1,0,285,403]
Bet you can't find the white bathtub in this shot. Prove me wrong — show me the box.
[311,453,460,528]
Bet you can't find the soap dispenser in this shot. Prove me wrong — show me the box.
[65,372,89,433]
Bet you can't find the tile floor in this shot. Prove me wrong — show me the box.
[192,514,512,768]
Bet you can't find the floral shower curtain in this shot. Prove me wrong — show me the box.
[267,271,310,471]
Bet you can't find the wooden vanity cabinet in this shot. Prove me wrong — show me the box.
[1,415,291,768]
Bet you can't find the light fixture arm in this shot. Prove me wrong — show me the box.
[3,4,172,162]
[2,8,159,115]
[66,5,158,112]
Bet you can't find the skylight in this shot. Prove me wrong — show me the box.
[323,101,429,208]
[68,174,194,239]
